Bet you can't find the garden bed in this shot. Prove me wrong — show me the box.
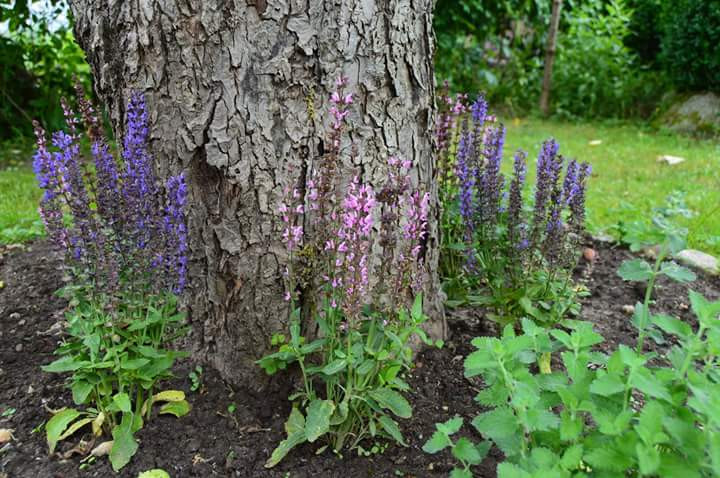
[1,240,718,478]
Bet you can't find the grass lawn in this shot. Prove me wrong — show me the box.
[504,117,720,256]
[1,120,718,255]
[0,139,43,244]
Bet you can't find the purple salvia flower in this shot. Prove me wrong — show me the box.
[164,174,188,293]
[33,122,69,251]
[562,159,578,205]
[507,150,528,251]
[530,138,560,249]
[569,162,591,234]
[479,125,506,229]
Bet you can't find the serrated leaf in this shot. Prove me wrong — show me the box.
[637,443,660,475]
[450,468,473,478]
[660,261,696,283]
[369,388,411,419]
[305,400,334,443]
[618,259,653,282]
[46,408,82,454]
[423,430,450,454]
[590,372,626,396]
[437,416,464,435]
[561,444,583,470]
[651,314,691,338]
[378,415,407,446]
[452,437,484,465]
[631,368,672,401]
[158,400,190,418]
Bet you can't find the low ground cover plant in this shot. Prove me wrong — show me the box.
[425,226,718,477]
[438,94,591,340]
[33,88,190,471]
[258,78,440,467]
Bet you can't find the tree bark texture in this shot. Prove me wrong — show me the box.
[68,0,445,388]
[540,0,563,116]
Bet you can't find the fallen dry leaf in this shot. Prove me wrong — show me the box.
[0,429,14,444]
[91,440,113,457]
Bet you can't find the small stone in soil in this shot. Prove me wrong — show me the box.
[17,320,25,326]
[622,305,635,315]
[9,312,20,320]
[14,344,22,352]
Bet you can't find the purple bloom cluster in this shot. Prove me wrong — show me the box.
[442,97,592,275]
[33,92,188,297]
[278,78,432,323]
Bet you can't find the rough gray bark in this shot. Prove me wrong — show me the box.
[69,0,445,388]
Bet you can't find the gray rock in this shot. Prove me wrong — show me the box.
[8,312,20,321]
[676,249,719,275]
[14,344,22,352]
[662,92,720,136]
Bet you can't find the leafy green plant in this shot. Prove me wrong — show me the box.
[259,295,434,467]
[189,365,203,392]
[423,416,491,478]
[428,243,720,476]
[44,291,190,470]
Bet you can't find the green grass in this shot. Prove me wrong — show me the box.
[0,139,44,244]
[504,117,720,256]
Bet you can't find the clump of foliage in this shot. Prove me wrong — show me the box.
[438,94,591,334]
[659,0,720,92]
[258,77,440,467]
[552,0,667,119]
[0,1,90,138]
[34,88,189,471]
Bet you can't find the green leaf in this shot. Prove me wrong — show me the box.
[411,294,424,321]
[651,314,692,338]
[560,444,583,470]
[369,388,412,419]
[590,371,626,396]
[378,415,407,446]
[110,414,139,472]
[452,437,485,465]
[113,393,132,413]
[137,470,171,478]
[637,443,660,475]
[450,468,473,478]
[121,358,150,370]
[42,356,88,373]
[618,258,653,282]
[285,406,305,435]
[158,400,191,418]
[422,430,450,454]
[631,368,672,401]
[305,400,335,443]
[71,381,94,405]
[57,417,93,441]
[46,408,82,454]
[265,431,306,468]
[660,261,696,283]
[321,359,347,376]
[437,416,464,435]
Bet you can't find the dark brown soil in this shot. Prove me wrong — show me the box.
[1,240,718,478]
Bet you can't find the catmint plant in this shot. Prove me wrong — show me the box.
[258,79,440,467]
[437,94,591,331]
[35,89,190,471]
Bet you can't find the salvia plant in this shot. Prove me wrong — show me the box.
[425,241,720,477]
[257,77,441,467]
[34,86,190,471]
[437,93,591,334]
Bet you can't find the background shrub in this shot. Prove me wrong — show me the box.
[659,0,720,92]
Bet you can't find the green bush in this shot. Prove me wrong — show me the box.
[552,0,667,118]
[660,0,720,92]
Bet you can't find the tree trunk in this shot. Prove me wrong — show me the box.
[68,0,445,389]
[540,0,563,116]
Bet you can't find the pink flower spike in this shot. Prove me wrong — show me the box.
[343,94,353,105]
